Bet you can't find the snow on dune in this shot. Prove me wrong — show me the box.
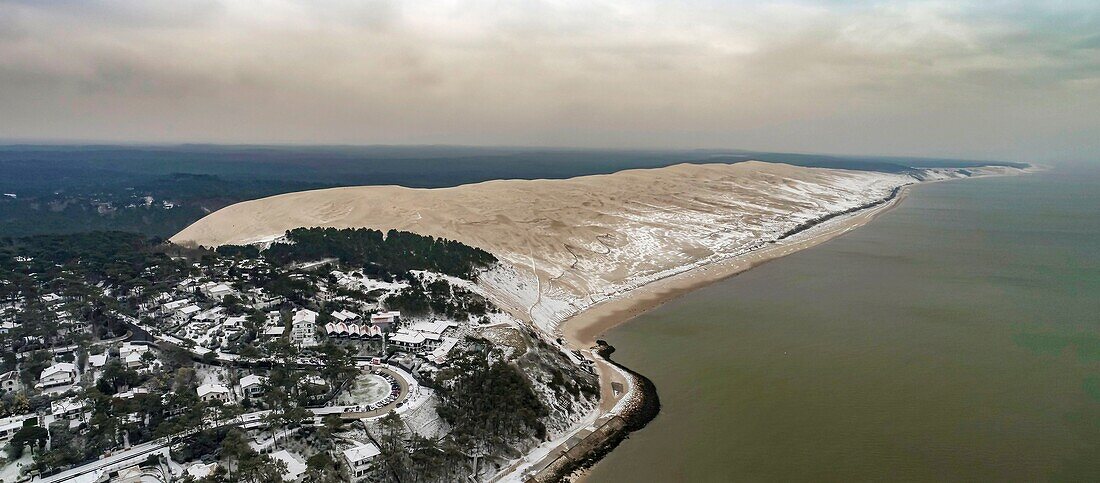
[172,161,1023,334]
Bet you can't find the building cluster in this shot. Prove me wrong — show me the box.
[324,310,396,339]
[0,247,493,482]
[0,289,92,351]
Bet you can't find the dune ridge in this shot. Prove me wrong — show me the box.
[171,161,922,330]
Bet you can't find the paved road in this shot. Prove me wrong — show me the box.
[336,367,410,419]
[34,367,417,482]
[37,439,167,482]
[34,410,271,482]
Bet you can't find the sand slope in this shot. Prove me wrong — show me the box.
[172,161,914,328]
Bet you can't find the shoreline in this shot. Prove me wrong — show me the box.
[521,341,661,483]
[543,166,1038,482]
[560,183,910,350]
[526,182,914,483]
[490,182,914,482]
[558,165,1041,350]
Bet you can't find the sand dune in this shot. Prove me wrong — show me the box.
[172,161,918,329]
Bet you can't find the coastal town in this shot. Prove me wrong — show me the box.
[0,228,599,482]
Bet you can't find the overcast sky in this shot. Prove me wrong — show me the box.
[1,0,1098,162]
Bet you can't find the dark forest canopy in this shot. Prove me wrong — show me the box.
[0,231,186,289]
[252,227,497,280]
[435,348,549,451]
[1,228,495,301]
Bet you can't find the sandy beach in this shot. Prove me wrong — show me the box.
[552,166,1036,482]
[559,163,1038,350]
[531,186,909,483]
[496,185,914,483]
[561,187,909,349]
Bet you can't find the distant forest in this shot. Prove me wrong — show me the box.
[0,144,1027,238]
[0,231,186,290]
[1,228,495,311]
[0,172,327,238]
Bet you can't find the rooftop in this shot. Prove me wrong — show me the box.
[240,374,268,388]
[197,383,231,397]
[343,441,382,463]
[270,450,307,481]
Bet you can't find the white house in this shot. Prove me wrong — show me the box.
[197,383,231,403]
[161,299,190,315]
[88,353,108,370]
[326,321,380,339]
[113,387,151,400]
[51,397,87,421]
[192,306,226,324]
[408,320,456,337]
[370,311,401,330]
[388,320,456,351]
[263,312,286,339]
[270,450,307,481]
[343,441,381,481]
[120,343,150,369]
[389,331,426,349]
[0,371,22,393]
[223,316,247,328]
[331,310,359,322]
[40,293,63,306]
[240,374,268,398]
[291,309,319,348]
[429,337,460,364]
[35,362,77,389]
[124,352,145,369]
[174,304,202,323]
[200,282,236,300]
[0,414,37,442]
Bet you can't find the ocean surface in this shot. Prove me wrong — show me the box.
[587,162,1100,481]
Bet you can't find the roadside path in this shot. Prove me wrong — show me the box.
[34,365,421,482]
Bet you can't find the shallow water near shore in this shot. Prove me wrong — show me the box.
[586,163,1100,481]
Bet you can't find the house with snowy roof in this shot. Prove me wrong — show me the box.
[35,362,76,390]
[197,383,231,403]
[291,308,319,348]
[240,374,268,398]
[343,441,381,481]
[0,371,22,394]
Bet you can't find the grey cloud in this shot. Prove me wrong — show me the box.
[0,0,1097,162]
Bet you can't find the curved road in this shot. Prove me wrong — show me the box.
[35,366,418,482]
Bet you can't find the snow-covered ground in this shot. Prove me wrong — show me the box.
[472,168,911,333]
[475,165,1026,335]
[0,450,32,483]
[173,161,1024,338]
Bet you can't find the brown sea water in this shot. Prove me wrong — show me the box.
[587,164,1100,481]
